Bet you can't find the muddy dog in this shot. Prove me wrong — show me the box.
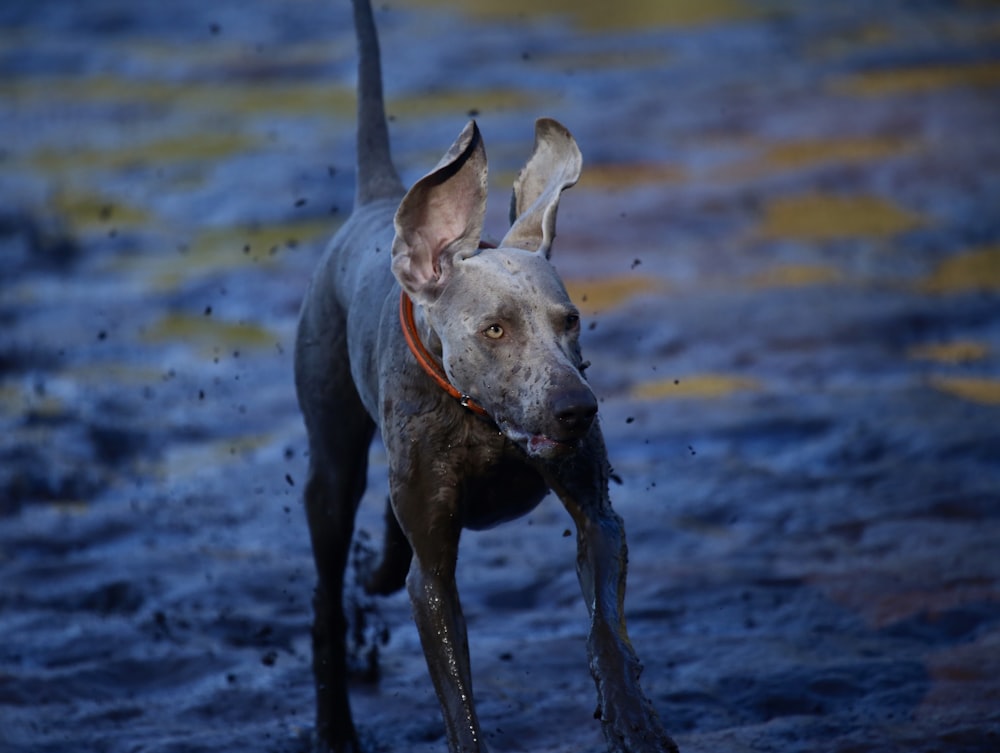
[293,1,678,751]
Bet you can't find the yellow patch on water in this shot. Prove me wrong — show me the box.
[929,376,1000,406]
[631,373,761,400]
[834,61,1000,96]
[563,275,662,313]
[748,264,844,288]
[49,501,91,515]
[160,434,274,480]
[810,23,892,58]
[48,192,150,232]
[32,132,261,174]
[767,137,917,169]
[141,314,277,353]
[203,81,356,119]
[192,220,331,265]
[3,75,355,119]
[918,246,1000,294]
[1,385,65,417]
[908,341,989,365]
[581,163,686,191]
[719,136,919,180]
[128,36,349,72]
[755,193,925,241]
[130,219,332,289]
[0,384,21,414]
[393,0,753,30]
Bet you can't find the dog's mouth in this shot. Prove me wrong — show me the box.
[496,418,578,460]
[527,434,577,459]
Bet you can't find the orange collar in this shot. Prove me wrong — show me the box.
[399,289,490,418]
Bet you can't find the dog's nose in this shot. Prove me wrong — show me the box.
[552,388,598,437]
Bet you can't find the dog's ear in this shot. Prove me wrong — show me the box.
[501,118,581,259]
[392,121,488,305]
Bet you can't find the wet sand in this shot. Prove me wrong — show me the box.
[2,0,999,751]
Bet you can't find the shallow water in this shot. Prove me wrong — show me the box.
[2,0,999,751]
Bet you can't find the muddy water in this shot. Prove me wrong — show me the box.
[2,0,999,751]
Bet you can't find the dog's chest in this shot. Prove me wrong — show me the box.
[453,426,549,531]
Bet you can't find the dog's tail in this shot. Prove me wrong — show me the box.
[351,0,404,205]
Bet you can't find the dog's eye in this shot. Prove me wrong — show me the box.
[565,313,580,330]
[483,324,504,340]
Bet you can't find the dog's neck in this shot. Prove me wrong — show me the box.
[399,290,489,418]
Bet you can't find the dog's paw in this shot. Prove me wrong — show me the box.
[344,533,391,684]
[311,732,364,753]
[597,698,680,753]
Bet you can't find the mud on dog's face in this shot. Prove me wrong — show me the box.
[432,247,597,459]
[389,118,590,458]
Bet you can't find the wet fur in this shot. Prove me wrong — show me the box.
[292,1,679,751]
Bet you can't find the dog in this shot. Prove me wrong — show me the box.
[293,1,678,751]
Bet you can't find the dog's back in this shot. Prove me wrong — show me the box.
[295,0,405,423]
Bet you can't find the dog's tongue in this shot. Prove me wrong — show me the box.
[527,435,564,457]
[497,419,571,459]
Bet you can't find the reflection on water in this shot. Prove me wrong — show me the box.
[747,263,843,289]
[929,375,1000,406]
[392,0,754,30]
[908,341,989,365]
[755,193,925,241]
[563,275,662,313]
[834,60,1000,96]
[140,313,278,355]
[631,373,760,400]
[723,136,919,179]
[920,246,1000,294]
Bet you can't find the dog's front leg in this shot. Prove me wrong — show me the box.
[389,465,487,753]
[546,432,680,753]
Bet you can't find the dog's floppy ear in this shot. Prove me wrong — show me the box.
[501,118,581,258]
[392,121,488,305]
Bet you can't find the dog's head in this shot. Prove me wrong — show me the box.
[391,119,595,460]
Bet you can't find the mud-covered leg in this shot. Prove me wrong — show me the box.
[302,413,374,753]
[390,468,487,753]
[363,496,412,596]
[545,428,679,753]
[296,308,377,752]
[303,461,368,752]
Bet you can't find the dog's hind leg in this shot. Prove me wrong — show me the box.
[296,317,376,753]
[363,496,412,596]
[302,418,374,752]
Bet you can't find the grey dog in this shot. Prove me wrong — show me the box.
[293,1,678,751]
